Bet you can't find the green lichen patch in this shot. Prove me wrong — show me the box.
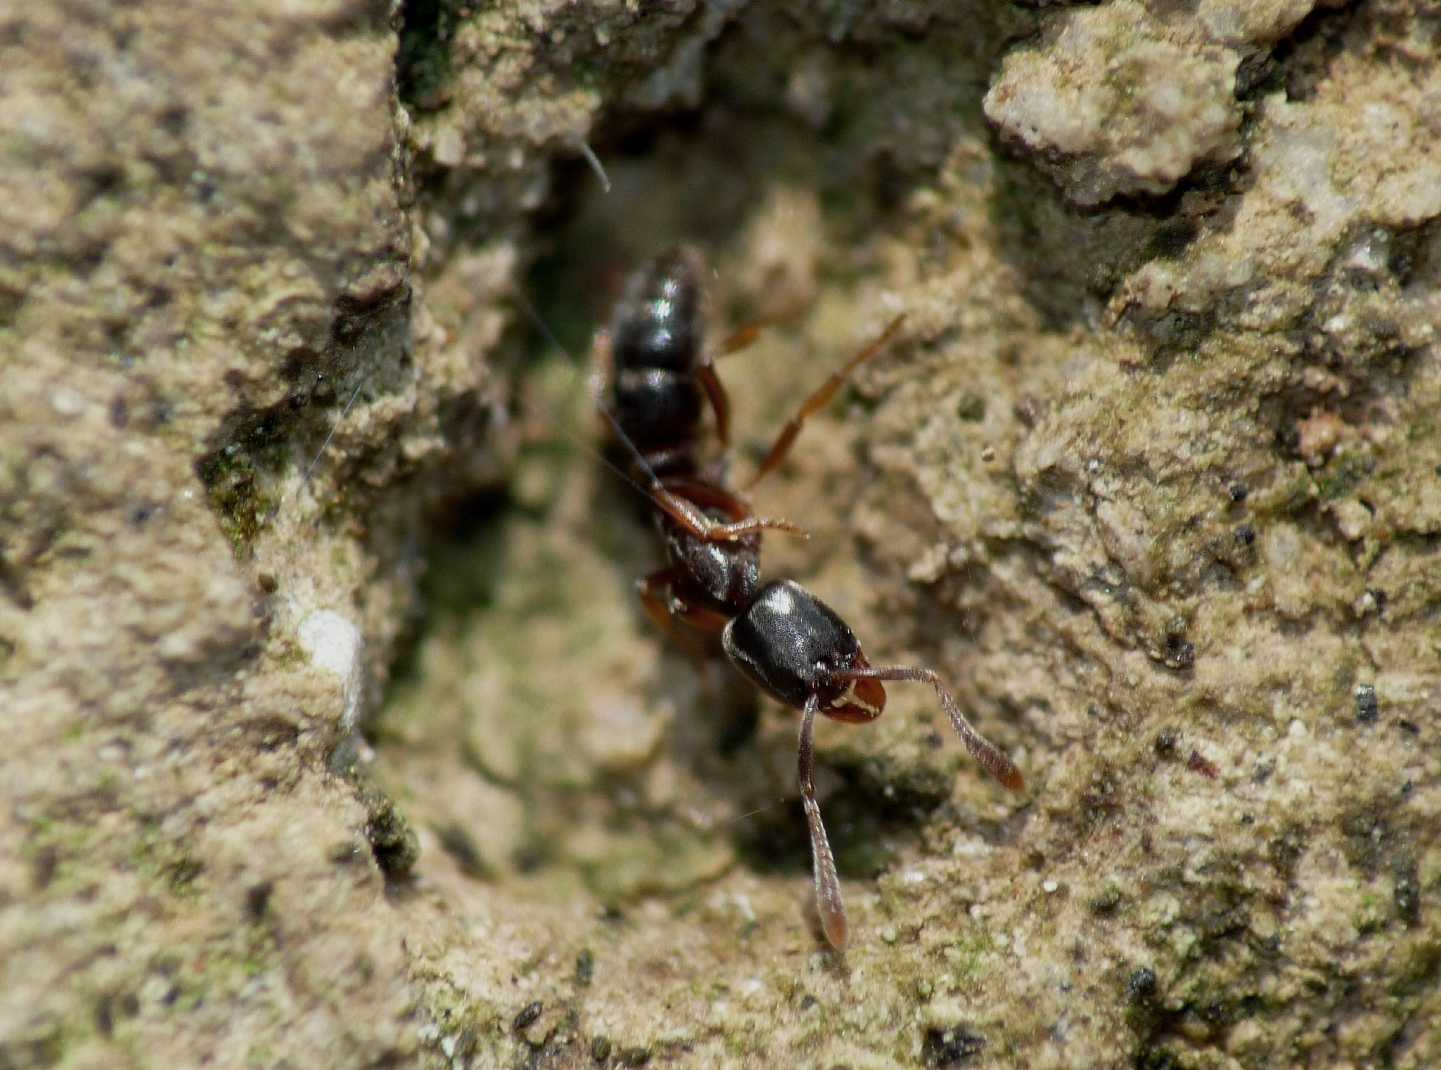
[195,410,291,557]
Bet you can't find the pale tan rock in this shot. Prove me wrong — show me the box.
[985,2,1243,206]
[4,1,1439,1068]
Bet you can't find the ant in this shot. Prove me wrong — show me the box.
[594,248,1024,952]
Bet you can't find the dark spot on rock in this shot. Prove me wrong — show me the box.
[513,1000,543,1031]
[591,1036,612,1062]
[257,572,278,594]
[362,787,420,881]
[1143,218,1199,261]
[31,845,58,890]
[1127,967,1158,1003]
[618,1046,652,1067]
[110,394,129,429]
[1398,719,1419,735]
[1153,731,1178,759]
[94,993,115,1037]
[243,715,300,751]
[436,823,490,880]
[922,1024,984,1066]
[165,857,203,894]
[575,948,595,987]
[799,994,818,1010]
[1354,683,1378,723]
[280,347,320,382]
[956,393,986,422]
[1163,633,1195,670]
[1187,750,1219,779]
[1227,482,1249,503]
[1234,524,1255,546]
[1394,857,1421,926]
[1089,885,1122,915]
[129,503,157,527]
[1135,1048,1183,1070]
[246,881,273,920]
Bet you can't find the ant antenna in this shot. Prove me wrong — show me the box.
[576,139,612,194]
[258,372,368,525]
[301,379,365,487]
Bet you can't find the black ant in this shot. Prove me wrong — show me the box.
[595,248,1024,952]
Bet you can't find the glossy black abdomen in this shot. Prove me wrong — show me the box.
[609,248,707,462]
[614,367,702,447]
[611,248,701,373]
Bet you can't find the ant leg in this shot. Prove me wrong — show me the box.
[637,570,715,665]
[637,569,680,637]
[651,486,811,543]
[836,665,1024,792]
[597,402,810,543]
[697,319,775,447]
[696,363,731,447]
[718,323,762,356]
[799,693,849,951]
[695,318,771,447]
[745,314,907,491]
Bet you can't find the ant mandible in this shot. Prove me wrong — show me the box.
[595,248,1024,952]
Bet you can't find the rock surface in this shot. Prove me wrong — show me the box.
[2,1,1438,1068]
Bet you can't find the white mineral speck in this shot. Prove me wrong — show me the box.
[298,610,365,731]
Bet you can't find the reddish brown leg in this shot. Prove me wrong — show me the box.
[836,665,1024,791]
[637,570,712,662]
[799,693,848,951]
[695,320,767,447]
[745,314,907,491]
[598,404,810,543]
[637,568,679,635]
[718,323,762,356]
[650,484,810,543]
[696,363,731,447]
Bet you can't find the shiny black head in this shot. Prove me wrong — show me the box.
[611,248,702,373]
[722,580,886,720]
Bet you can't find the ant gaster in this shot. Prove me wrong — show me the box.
[597,249,1024,952]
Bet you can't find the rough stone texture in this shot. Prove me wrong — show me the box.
[983,0,1343,207]
[3,2,1439,1070]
